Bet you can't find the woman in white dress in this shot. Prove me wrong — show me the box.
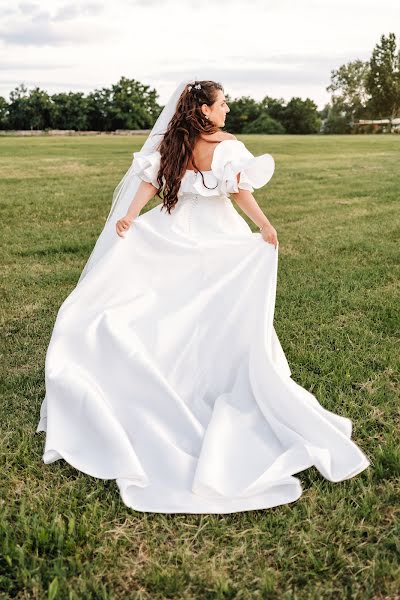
[36,78,371,514]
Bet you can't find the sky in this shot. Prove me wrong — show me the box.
[0,0,399,110]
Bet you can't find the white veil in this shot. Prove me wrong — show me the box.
[77,76,197,284]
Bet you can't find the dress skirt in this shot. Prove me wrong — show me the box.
[36,192,371,513]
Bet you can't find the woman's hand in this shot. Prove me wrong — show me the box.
[260,222,278,248]
[116,215,135,238]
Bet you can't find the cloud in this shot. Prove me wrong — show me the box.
[0,0,397,110]
[0,4,111,46]
[17,2,42,15]
[53,3,104,22]
[224,53,370,68]
[0,61,73,71]
[0,23,81,46]
[0,7,18,18]
[157,67,324,89]
[0,78,96,93]
[13,1,103,20]
[154,50,372,95]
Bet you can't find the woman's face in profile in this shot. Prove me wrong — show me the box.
[203,90,230,127]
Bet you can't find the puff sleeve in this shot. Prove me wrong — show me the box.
[211,140,275,194]
[132,149,161,189]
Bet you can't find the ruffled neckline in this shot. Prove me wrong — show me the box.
[132,139,275,197]
[179,168,221,197]
[180,140,252,196]
[184,139,238,175]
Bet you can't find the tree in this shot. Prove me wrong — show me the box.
[86,77,161,131]
[326,59,371,121]
[51,92,88,130]
[280,97,321,134]
[7,84,31,129]
[224,96,262,133]
[26,87,53,129]
[259,96,286,125]
[86,87,113,131]
[108,77,161,130]
[0,96,9,128]
[243,112,286,134]
[320,104,352,134]
[7,84,53,129]
[365,32,400,119]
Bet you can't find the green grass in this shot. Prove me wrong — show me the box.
[1,134,399,599]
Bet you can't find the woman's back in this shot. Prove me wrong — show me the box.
[187,132,236,171]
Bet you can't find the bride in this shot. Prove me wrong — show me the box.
[36,78,371,514]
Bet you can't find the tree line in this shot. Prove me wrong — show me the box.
[0,33,398,135]
[0,79,160,132]
[0,77,322,135]
[322,32,400,133]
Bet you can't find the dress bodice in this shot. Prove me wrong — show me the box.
[132,139,275,197]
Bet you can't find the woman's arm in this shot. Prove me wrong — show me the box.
[231,183,278,247]
[116,180,158,237]
[126,180,159,220]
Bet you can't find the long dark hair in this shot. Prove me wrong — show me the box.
[154,80,224,214]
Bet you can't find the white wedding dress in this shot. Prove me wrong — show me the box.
[36,139,371,514]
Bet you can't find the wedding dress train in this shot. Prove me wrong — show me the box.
[36,139,370,513]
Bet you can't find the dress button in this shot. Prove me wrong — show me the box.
[187,194,199,232]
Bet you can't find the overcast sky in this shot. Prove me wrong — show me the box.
[0,0,399,110]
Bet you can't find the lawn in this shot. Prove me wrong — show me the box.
[0,134,399,598]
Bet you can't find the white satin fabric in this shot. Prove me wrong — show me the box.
[132,139,276,197]
[36,141,370,514]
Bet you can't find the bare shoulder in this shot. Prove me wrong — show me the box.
[199,132,237,142]
[221,132,237,140]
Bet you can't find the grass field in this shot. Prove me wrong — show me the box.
[1,134,399,599]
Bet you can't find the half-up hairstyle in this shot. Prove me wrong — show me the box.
[153,80,224,214]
